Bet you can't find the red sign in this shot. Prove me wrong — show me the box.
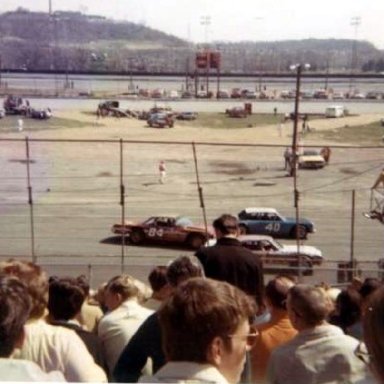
[210,52,221,69]
[196,52,209,69]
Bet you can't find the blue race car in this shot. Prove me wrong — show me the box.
[238,207,315,239]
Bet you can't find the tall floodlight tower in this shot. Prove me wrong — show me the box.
[200,15,211,96]
[200,15,211,46]
[349,16,361,95]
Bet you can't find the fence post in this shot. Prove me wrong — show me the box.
[25,136,36,263]
[87,264,93,288]
[192,142,209,238]
[120,138,125,273]
[350,189,356,277]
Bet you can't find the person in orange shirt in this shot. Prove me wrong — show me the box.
[250,275,297,383]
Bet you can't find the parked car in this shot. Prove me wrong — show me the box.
[181,91,194,99]
[298,149,326,169]
[366,91,383,100]
[350,92,366,99]
[325,105,345,118]
[313,89,329,99]
[168,90,179,99]
[226,106,248,118]
[196,90,208,98]
[332,92,345,100]
[111,215,214,249]
[3,95,28,115]
[176,112,197,120]
[243,90,257,99]
[30,108,52,119]
[238,207,315,239]
[280,90,296,99]
[300,90,314,99]
[147,113,174,128]
[217,90,230,99]
[231,88,242,98]
[151,89,165,98]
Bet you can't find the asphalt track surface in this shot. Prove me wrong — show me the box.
[1,99,384,287]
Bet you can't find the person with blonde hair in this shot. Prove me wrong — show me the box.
[114,255,204,383]
[97,274,153,376]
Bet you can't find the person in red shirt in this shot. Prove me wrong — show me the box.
[158,160,166,184]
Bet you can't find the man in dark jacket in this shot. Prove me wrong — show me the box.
[195,213,264,310]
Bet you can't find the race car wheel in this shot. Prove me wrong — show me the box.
[130,229,145,244]
[187,234,205,249]
[239,225,249,235]
[291,225,307,240]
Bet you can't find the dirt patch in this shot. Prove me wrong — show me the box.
[9,158,36,164]
[339,168,361,175]
[210,160,257,175]
[97,171,114,177]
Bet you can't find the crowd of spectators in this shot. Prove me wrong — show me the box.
[0,213,384,383]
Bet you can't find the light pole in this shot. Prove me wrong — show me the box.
[290,63,310,280]
[349,16,361,95]
[200,15,211,46]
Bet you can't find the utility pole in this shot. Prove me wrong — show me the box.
[290,63,310,281]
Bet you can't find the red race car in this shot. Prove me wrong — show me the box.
[112,215,214,249]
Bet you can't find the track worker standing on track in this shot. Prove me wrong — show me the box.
[195,213,264,311]
[158,160,166,184]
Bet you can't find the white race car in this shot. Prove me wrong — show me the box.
[207,234,323,267]
[238,234,323,266]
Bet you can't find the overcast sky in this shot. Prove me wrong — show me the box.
[2,0,384,49]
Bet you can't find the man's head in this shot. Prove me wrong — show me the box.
[265,275,296,311]
[48,277,86,321]
[359,278,382,300]
[287,284,331,330]
[0,275,31,357]
[0,260,48,320]
[159,277,256,384]
[166,255,204,288]
[104,274,140,311]
[76,274,90,297]
[212,214,239,239]
[148,266,171,301]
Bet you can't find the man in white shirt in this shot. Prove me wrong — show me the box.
[267,284,372,384]
[0,275,64,382]
[97,274,153,375]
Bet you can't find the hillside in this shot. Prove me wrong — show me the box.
[0,9,383,74]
